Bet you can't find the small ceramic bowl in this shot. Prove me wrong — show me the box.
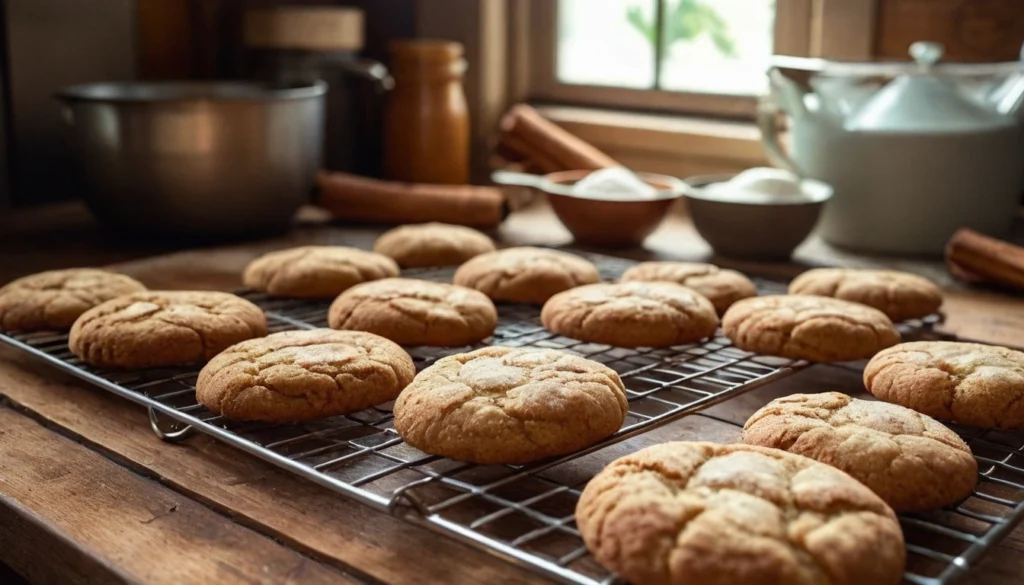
[493,169,685,248]
[683,173,833,261]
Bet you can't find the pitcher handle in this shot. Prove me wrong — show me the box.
[335,57,394,93]
[757,95,803,178]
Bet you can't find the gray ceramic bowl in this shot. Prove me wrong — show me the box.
[683,173,833,261]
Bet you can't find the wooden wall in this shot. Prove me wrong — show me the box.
[874,0,1024,62]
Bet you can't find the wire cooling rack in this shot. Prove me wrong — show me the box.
[1,250,1021,585]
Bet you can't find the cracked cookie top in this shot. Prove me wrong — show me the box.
[619,261,757,314]
[722,294,900,362]
[69,291,267,369]
[541,282,718,348]
[196,328,415,422]
[0,268,146,332]
[741,392,976,511]
[373,223,496,268]
[393,346,628,464]
[243,246,399,299]
[788,268,942,322]
[865,341,1024,429]
[576,441,905,585]
[327,278,497,347]
[452,247,601,305]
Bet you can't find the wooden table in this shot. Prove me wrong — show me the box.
[1,201,1023,585]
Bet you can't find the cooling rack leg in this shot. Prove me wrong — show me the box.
[148,407,195,443]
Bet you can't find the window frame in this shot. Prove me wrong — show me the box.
[520,0,877,118]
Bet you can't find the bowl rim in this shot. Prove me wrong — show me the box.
[540,170,686,202]
[56,80,328,103]
[683,172,833,206]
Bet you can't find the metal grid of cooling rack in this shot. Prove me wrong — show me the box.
[0,250,1020,585]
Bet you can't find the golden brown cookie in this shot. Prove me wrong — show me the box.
[576,442,906,585]
[541,282,718,348]
[373,223,496,268]
[452,247,601,305]
[722,294,900,362]
[865,341,1024,429]
[741,392,977,511]
[69,291,267,369]
[0,268,146,332]
[789,268,943,321]
[243,246,399,298]
[620,261,757,314]
[394,346,627,464]
[327,278,497,347]
[196,329,415,422]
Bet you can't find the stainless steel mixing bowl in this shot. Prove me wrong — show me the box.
[57,81,326,240]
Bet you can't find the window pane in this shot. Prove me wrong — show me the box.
[659,0,775,95]
[557,0,657,89]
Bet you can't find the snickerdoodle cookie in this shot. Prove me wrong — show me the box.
[789,268,943,321]
[243,246,399,298]
[328,278,497,346]
[541,282,718,348]
[0,268,146,332]
[452,247,600,305]
[620,261,757,314]
[394,347,628,464]
[865,341,1024,429]
[722,294,900,362]
[373,223,495,268]
[576,442,906,585]
[196,329,415,422]
[741,392,977,511]
[69,291,267,369]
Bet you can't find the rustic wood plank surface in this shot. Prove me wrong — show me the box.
[0,406,361,585]
[0,348,542,585]
[0,200,1022,584]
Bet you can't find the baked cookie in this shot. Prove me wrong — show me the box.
[541,282,718,348]
[196,329,415,422]
[722,294,900,362]
[620,261,757,314]
[576,442,906,585]
[0,268,146,332]
[243,246,399,298]
[452,247,600,305]
[789,268,942,321]
[741,392,977,511]
[394,347,628,464]
[865,341,1024,429]
[373,223,496,268]
[327,278,497,347]
[69,291,267,369]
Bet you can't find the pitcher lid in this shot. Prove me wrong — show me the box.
[846,42,1016,133]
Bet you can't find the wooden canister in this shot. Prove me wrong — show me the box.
[384,40,470,184]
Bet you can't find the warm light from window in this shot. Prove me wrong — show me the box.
[557,0,776,96]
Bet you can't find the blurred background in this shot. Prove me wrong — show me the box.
[2,0,1022,208]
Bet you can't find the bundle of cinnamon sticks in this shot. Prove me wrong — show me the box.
[494,104,619,173]
[946,228,1024,292]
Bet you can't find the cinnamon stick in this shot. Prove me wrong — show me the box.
[498,104,618,171]
[946,228,1024,291]
[315,171,506,229]
[495,131,565,174]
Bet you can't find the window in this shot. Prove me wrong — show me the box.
[523,0,874,118]
[557,0,775,95]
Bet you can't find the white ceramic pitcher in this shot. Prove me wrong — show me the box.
[760,42,1024,256]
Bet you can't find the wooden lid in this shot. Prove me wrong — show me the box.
[244,7,363,52]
